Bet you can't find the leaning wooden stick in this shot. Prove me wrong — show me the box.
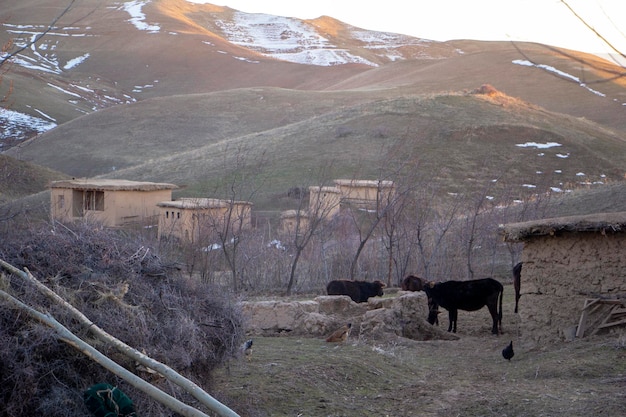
[0,288,210,417]
[0,258,240,417]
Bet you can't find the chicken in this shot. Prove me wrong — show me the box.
[502,340,514,361]
[325,323,351,343]
[242,339,253,361]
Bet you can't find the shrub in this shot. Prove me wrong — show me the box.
[0,220,243,416]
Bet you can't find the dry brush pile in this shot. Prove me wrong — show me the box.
[0,221,244,416]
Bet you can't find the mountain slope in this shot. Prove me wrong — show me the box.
[0,155,69,204]
[1,0,625,213]
[7,87,625,211]
[1,0,452,134]
[2,0,625,142]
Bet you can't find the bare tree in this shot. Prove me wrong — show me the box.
[380,177,420,287]
[283,176,339,295]
[346,178,399,280]
[0,0,78,69]
[207,146,267,293]
[561,0,626,68]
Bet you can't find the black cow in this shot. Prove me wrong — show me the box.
[423,278,503,335]
[513,262,522,313]
[326,280,385,303]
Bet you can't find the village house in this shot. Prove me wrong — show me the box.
[333,179,395,210]
[308,185,342,219]
[499,211,626,343]
[279,210,310,236]
[50,179,177,227]
[157,198,253,243]
[280,179,395,233]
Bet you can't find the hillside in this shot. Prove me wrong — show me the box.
[5,87,626,212]
[1,0,625,213]
[1,0,625,137]
[0,154,69,204]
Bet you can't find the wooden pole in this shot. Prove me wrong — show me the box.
[0,288,210,417]
[0,258,240,417]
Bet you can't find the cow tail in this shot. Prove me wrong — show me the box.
[498,285,504,333]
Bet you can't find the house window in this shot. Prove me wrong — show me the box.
[58,195,65,209]
[84,190,104,211]
[165,211,169,219]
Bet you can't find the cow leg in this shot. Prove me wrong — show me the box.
[487,303,499,335]
[448,309,457,333]
[427,299,439,325]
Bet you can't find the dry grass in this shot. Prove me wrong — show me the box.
[0,154,69,203]
[5,88,626,214]
[212,286,626,417]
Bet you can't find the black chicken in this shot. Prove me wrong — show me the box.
[502,340,514,361]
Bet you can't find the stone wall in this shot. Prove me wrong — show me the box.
[240,292,457,341]
[519,233,626,343]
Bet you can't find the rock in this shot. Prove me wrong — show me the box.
[240,291,457,340]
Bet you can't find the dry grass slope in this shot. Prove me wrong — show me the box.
[0,155,69,203]
[212,287,626,417]
[7,88,625,212]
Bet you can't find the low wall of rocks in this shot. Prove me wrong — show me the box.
[240,291,458,341]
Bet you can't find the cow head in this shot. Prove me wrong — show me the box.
[373,280,385,296]
[401,275,426,291]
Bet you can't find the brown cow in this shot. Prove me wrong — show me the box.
[401,275,440,325]
[401,274,426,291]
[326,280,385,303]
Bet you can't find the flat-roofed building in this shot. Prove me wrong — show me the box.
[333,179,395,210]
[50,179,177,227]
[308,186,341,219]
[157,198,253,243]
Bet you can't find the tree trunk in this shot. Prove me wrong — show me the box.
[286,248,302,295]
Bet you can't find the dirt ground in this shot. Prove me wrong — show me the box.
[212,286,626,417]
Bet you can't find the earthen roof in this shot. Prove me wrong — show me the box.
[499,211,626,242]
[334,179,395,188]
[50,179,178,191]
[158,198,252,209]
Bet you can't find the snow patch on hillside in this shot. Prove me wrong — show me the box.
[3,23,95,74]
[216,12,377,66]
[512,60,607,98]
[121,0,160,33]
[64,53,90,70]
[0,108,57,144]
[350,28,442,61]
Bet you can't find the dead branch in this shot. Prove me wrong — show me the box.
[0,258,240,417]
[0,288,210,417]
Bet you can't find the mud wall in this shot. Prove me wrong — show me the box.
[519,233,626,343]
[240,292,457,341]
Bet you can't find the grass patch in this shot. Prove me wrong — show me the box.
[212,287,626,417]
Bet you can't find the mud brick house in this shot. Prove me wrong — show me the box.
[157,198,253,243]
[500,212,626,343]
[308,185,342,219]
[333,179,395,210]
[281,179,396,232]
[279,210,309,235]
[50,179,177,227]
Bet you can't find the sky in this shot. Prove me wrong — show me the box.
[189,0,626,63]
